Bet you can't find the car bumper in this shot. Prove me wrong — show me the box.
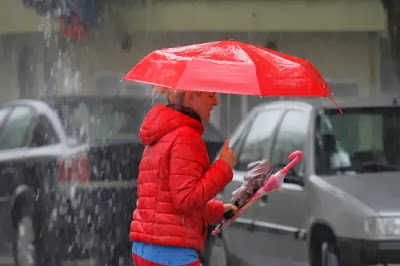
[46,181,136,259]
[337,238,400,264]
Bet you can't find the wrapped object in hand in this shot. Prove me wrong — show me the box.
[230,160,273,208]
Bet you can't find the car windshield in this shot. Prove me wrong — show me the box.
[52,98,148,144]
[315,107,400,175]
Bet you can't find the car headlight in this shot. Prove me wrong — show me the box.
[365,217,400,236]
[382,217,400,236]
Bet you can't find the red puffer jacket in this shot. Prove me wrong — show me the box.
[130,105,233,253]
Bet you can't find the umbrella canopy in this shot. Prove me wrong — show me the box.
[123,40,334,99]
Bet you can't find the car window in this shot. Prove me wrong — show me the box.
[0,106,35,151]
[53,100,147,144]
[31,115,59,147]
[270,110,308,175]
[316,107,400,175]
[0,107,11,128]
[234,109,284,171]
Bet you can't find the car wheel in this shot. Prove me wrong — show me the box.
[321,241,339,266]
[13,204,61,266]
[203,235,229,266]
[14,215,36,266]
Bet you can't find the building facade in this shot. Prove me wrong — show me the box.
[0,0,394,134]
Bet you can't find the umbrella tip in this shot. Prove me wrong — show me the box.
[329,95,343,115]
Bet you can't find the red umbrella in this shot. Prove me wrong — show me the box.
[123,40,341,113]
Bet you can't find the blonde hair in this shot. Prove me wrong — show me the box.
[152,86,186,105]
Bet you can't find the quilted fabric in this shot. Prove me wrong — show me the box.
[130,105,233,253]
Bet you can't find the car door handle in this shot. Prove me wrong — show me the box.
[258,195,269,207]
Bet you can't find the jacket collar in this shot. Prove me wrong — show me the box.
[167,104,201,122]
[139,105,204,145]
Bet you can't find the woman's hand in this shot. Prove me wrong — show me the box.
[219,140,237,168]
[223,203,238,215]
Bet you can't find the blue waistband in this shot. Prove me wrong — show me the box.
[132,241,198,266]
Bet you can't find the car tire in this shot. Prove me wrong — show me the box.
[321,241,339,266]
[203,235,229,266]
[13,203,61,266]
[14,214,36,266]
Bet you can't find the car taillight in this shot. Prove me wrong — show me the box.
[59,156,90,183]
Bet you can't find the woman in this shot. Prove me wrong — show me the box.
[130,87,237,266]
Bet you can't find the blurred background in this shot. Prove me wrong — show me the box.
[1,0,399,135]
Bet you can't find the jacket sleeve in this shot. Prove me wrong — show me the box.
[206,199,225,224]
[168,130,233,214]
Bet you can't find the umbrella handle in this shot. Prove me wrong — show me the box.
[223,201,238,219]
[281,150,303,175]
[224,210,235,220]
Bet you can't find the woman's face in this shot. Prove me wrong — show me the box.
[187,92,218,122]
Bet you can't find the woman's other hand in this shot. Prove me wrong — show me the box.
[223,203,238,214]
[219,140,237,168]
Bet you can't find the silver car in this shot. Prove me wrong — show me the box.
[208,98,400,266]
